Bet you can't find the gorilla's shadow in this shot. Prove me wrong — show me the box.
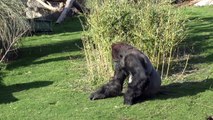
[0,81,53,104]
[157,79,213,99]
[135,79,213,103]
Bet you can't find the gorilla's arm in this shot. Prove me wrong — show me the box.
[123,54,149,105]
[89,65,128,100]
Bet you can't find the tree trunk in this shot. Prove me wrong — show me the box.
[56,0,75,24]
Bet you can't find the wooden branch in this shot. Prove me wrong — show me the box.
[73,1,84,13]
[56,0,75,24]
[35,0,62,12]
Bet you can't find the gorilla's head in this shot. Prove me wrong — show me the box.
[111,43,133,62]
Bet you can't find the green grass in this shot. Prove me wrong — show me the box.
[0,7,213,120]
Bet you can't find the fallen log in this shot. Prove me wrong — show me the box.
[56,0,75,24]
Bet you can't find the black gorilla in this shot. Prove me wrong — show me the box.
[90,43,161,105]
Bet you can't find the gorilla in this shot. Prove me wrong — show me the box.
[89,43,161,105]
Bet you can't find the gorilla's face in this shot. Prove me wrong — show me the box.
[112,43,132,70]
[111,47,120,62]
[112,43,133,62]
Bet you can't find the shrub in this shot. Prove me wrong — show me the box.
[0,0,30,62]
[82,0,186,86]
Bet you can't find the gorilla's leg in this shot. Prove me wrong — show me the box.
[123,54,148,105]
[124,74,149,105]
[90,69,128,100]
[142,70,161,97]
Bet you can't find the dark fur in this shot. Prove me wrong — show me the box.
[90,43,161,105]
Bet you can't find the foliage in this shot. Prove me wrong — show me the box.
[0,7,213,119]
[0,0,30,62]
[82,0,186,86]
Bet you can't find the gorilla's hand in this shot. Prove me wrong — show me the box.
[124,99,133,105]
[124,94,134,105]
[89,92,106,100]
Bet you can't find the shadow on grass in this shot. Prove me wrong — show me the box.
[52,17,83,34]
[32,54,83,65]
[157,78,213,100]
[6,38,83,70]
[30,17,83,36]
[134,79,213,104]
[167,16,213,75]
[185,16,213,59]
[0,80,53,104]
[6,16,84,70]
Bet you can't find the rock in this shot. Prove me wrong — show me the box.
[194,0,213,6]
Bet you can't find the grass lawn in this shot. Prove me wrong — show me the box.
[0,7,213,120]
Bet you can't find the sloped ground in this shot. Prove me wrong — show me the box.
[0,7,212,120]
